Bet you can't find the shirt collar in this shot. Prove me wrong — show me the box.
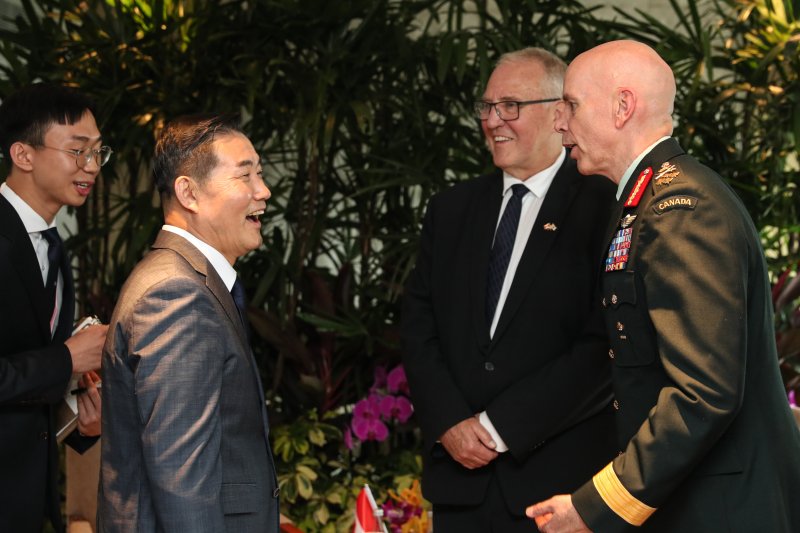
[0,182,56,233]
[615,136,671,200]
[162,224,238,291]
[501,148,566,198]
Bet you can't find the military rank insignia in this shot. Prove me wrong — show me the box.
[624,167,652,207]
[605,227,632,271]
[653,162,680,192]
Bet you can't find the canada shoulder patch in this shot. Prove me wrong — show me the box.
[653,195,698,215]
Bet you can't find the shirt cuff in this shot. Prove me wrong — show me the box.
[478,411,508,452]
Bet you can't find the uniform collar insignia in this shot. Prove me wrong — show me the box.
[624,167,652,208]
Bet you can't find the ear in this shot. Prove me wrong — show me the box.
[173,175,200,214]
[614,88,636,129]
[9,142,34,171]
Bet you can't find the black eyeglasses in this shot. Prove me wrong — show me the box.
[474,98,561,121]
[40,145,113,169]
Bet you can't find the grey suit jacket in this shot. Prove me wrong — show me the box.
[98,230,278,533]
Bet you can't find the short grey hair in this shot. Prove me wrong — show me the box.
[495,47,566,98]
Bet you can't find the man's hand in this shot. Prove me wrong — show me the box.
[440,416,498,469]
[65,324,108,374]
[76,370,101,437]
[526,495,591,533]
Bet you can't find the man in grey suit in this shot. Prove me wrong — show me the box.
[98,113,279,532]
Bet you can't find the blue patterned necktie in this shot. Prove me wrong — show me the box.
[486,184,528,325]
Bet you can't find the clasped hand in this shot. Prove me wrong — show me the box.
[440,415,498,469]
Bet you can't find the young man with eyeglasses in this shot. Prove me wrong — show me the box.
[402,47,618,531]
[0,83,110,532]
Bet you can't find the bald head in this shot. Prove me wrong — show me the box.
[575,40,675,123]
[556,40,677,182]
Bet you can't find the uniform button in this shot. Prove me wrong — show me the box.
[602,297,608,308]
[484,362,495,371]
[613,399,620,410]
[608,349,615,359]
[611,294,618,305]
[39,432,48,440]
[616,321,624,331]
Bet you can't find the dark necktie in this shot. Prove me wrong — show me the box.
[486,184,528,325]
[41,228,62,316]
[230,277,250,339]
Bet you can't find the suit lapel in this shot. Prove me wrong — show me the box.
[492,157,581,343]
[151,231,248,345]
[0,196,54,341]
[469,171,504,347]
[152,230,271,439]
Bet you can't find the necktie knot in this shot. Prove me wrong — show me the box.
[510,183,529,198]
[230,277,253,342]
[40,228,63,290]
[231,278,247,316]
[41,227,61,247]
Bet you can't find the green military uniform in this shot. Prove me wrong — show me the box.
[572,138,800,532]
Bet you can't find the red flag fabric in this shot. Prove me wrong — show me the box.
[353,484,385,533]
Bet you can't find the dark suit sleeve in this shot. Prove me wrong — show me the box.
[130,277,227,532]
[0,232,73,405]
[574,176,751,530]
[63,430,100,453]
[0,340,72,405]
[402,197,475,449]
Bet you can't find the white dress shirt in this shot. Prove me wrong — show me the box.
[162,225,238,291]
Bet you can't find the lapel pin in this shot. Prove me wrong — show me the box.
[543,223,557,231]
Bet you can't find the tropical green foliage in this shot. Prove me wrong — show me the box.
[1,0,798,529]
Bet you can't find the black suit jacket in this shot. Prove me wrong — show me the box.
[0,194,96,533]
[572,138,800,532]
[402,156,618,514]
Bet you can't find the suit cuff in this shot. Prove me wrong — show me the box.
[478,411,508,452]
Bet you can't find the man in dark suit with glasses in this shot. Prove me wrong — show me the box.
[0,83,110,532]
[402,47,618,532]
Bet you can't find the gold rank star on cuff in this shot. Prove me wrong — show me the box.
[592,462,656,526]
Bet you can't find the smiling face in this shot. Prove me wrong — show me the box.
[192,132,271,264]
[480,59,563,180]
[10,111,102,222]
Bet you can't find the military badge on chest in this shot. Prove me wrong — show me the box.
[605,167,653,272]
